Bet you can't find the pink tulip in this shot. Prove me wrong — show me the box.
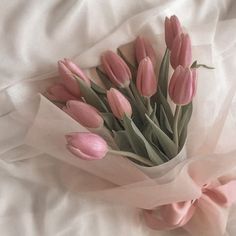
[135,36,157,66]
[63,100,103,128]
[107,88,132,119]
[101,50,132,88]
[58,59,91,97]
[136,57,157,97]
[168,65,196,105]
[170,33,192,69]
[165,15,182,49]
[66,132,108,160]
[46,83,77,102]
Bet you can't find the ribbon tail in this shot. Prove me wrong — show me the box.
[184,194,229,236]
[143,201,195,231]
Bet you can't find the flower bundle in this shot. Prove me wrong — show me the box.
[34,15,236,236]
[47,15,200,167]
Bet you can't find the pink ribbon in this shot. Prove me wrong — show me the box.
[143,177,236,235]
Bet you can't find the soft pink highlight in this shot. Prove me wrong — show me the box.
[101,50,132,88]
[65,132,108,160]
[107,88,132,119]
[136,57,157,97]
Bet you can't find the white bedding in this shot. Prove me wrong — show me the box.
[1,0,236,235]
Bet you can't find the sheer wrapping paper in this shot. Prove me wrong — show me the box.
[17,94,236,236]
[7,32,236,234]
[1,1,236,235]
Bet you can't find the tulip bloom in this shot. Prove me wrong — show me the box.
[101,51,132,88]
[63,101,103,128]
[135,36,157,66]
[58,59,91,97]
[107,88,132,119]
[66,132,108,160]
[46,83,77,102]
[136,57,157,97]
[165,15,182,49]
[170,33,192,69]
[169,65,196,105]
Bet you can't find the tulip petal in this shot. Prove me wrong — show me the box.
[165,15,183,49]
[171,15,182,41]
[65,100,103,128]
[58,61,81,97]
[136,57,157,97]
[170,34,192,69]
[66,132,108,160]
[107,88,132,119]
[47,83,77,102]
[64,58,91,86]
[67,145,97,160]
[101,51,131,88]
[179,34,192,68]
[169,66,195,105]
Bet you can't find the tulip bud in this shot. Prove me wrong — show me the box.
[46,83,77,102]
[58,59,91,97]
[136,57,157,97]
[107,88,132,119]
[101,50,132,88]
[168,65,196,105]
[170,33,192,69]
[135,36,157,66]
[66,132,108,160]
[63,100,103,128]
[165,15,182,49]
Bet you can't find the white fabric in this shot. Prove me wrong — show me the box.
[0,0,236,235]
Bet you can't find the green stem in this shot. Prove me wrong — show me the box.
[126,84,147,122]
[146,97,152,115]
[145,97,159,127]
[159,48,170,98]
[108,149,153,166]
[190,61,214,69]
[125,86,136,101]
[49,99,66,106]
[173,105,181,147]
[195,64,215,69]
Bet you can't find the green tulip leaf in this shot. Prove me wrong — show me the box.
[149,103,157,121]
[178,102,193,150]
[191,60,214,69]
[156,88,174,126]
[145,114,178,158]
[179,102,193,135]
[158,48,170,98]
[160,104,173,134]
[142,124,169,162]
[117,48,137,76]
[95,67,113,89]
[91,81,107,95]
[101,112,122,131]
[130,81,147,120]
[179,125,187,151]
[76,76,108,112]
[113,130,133,152]
[123,115,163,165]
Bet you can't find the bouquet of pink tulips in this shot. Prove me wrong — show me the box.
[47,16,198,167]
[40,15,236,236]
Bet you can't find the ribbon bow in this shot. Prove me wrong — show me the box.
[143,176,236,236]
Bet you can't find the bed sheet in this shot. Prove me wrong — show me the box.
[0,0,236,235]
